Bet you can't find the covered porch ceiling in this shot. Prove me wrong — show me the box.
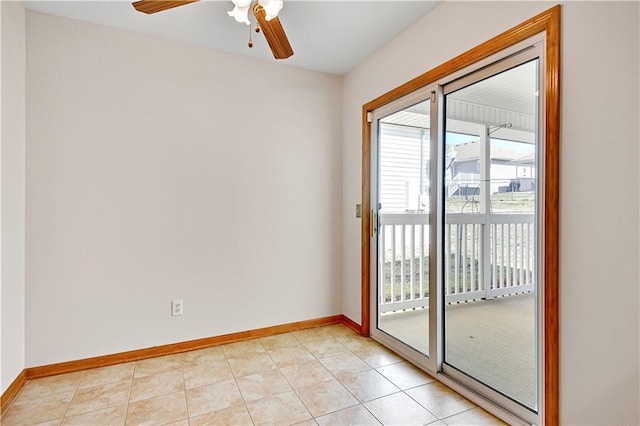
[381,60,538,144]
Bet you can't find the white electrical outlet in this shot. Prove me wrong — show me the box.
[171,299,183,316]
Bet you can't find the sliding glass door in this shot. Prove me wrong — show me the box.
[442,53,541,419]
[369,44,544,424]
[369,86,438,370]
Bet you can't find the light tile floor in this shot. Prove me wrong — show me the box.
[1,324,506,425]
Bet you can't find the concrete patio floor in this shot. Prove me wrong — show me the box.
[378,293,536,409]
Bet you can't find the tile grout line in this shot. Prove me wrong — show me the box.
[289,329,332,410]
[293,328,376,423]
[292,329,344,423]
[438,405,480,423]
[330,326,398,424]
[305,327,436,425]
[263,332,315,424]
[402,378,479,422]
[23,366,136,425]
[127,357,191,426]
[178,354,190,426]
[222,342,257,426]
[4,379,64,405]
[56,370,85,425]
[122,362,136,426]
[401,386,440,423]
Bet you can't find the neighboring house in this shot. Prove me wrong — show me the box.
[379,123,429,212]
[448,140,536,196]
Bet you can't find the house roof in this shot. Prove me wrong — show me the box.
[510,153,536,165]
[453,140,527,163]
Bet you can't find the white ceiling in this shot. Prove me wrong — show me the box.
[22,0,441,75]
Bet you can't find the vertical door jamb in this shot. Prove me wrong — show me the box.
[361,109,372,337]
[429,87,444,372]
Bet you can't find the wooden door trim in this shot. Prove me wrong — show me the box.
[360,5,560,424]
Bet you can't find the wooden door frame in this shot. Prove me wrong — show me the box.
[360,5,560,424]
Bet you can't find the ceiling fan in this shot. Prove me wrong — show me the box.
[131,0,294,59]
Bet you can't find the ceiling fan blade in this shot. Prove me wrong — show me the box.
[253,3,294,60]
[132,0,199,14]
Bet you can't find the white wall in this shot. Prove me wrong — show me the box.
[25,11,343,367]
[342,2,639,425]
[1,1,26,394]
[560,3,638,424]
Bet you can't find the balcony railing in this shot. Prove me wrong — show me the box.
[378,213,535,313]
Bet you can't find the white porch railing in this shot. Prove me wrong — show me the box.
[378,213,535,313]
[447,172,480,197]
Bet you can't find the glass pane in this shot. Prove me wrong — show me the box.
[443,59,539,410]
[376,99,430,356]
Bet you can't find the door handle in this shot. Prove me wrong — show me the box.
[371,209,375,238]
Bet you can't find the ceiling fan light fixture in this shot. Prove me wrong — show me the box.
[228,0,252,24]
[130,0,292,60]
[258,0,283,21]
[227,4,251,25]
